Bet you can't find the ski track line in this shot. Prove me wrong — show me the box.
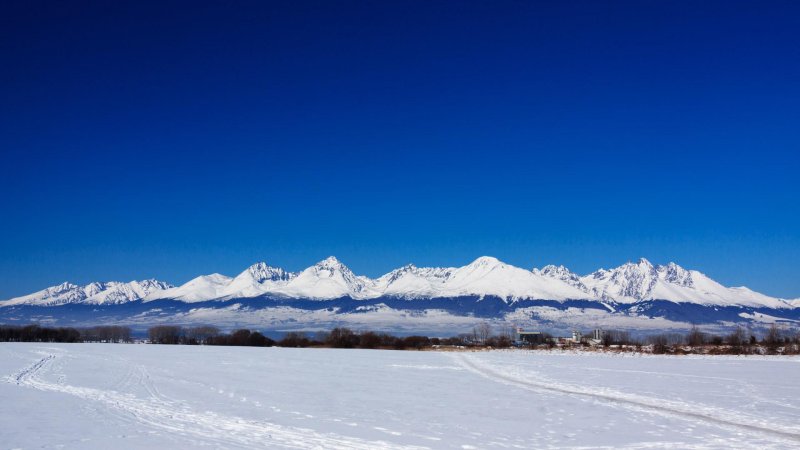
[7,353,56,385]
[454,353,800,445]
[5,351,427,450]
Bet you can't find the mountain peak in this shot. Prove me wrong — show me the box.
[196,273,231,283]
[243,262,292,283]
[535,264,571,276]
[534,264,588,292]
[658,262,694,287]
[387,263,419,275]
[316,256,344,267]
[133,279,174,290]
[583,258,659,301]
[54,281,79,292]
[311,256,356,278]
[274,256,373,298]
[468,256,503,267]
[615,258,658,276]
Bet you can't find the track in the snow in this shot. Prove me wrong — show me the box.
[455,353,800,445]
[5,351,426,450]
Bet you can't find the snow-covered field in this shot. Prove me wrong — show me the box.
[2,344,799,449]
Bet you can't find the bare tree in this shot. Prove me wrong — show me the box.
[148,325,183,344]
[358,331,381,349]
[763,323,782,353]
[727,325,746,353]
[313,331,330,345]
[473,322,492,345]
[602,330,632,347]
[686,325,706,347]
[648,334,670,354]
[187,326,220,345]
[278,332,311,347]
[327,327,359,348]
[498,324,514,341]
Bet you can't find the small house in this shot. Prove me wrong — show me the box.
[514,328,545,345]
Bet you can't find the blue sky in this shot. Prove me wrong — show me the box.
[1,1,798,299]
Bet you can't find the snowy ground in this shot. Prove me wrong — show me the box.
[1,344,799,449]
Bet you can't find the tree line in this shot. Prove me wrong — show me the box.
[145,325,513,350]
[569,324,800,355]
[146,326,446,350]
[3,322,798,355]
[0,324,132,343]
[0,324,82,342]
[643,324,800,355]
[147,325,274,346]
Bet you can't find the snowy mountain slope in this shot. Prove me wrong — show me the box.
[372,264,455,298]
[532,265,588,292]
[269,257,378,299]
[1,256,795,309]
[85,280,174,305]
[372,257,593,301]
[431,256,590,301]
[1,280,173,307]
[217,262,296,299]
[144,257,379,303]
[145,274,232,303]
[1,282,87,307]
[571,258,792,308]
[581,258,659,302]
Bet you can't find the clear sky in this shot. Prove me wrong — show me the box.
[1,1,798,299]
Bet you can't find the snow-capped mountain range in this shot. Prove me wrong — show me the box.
[1,280,173,307]
[2,256,795,309]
